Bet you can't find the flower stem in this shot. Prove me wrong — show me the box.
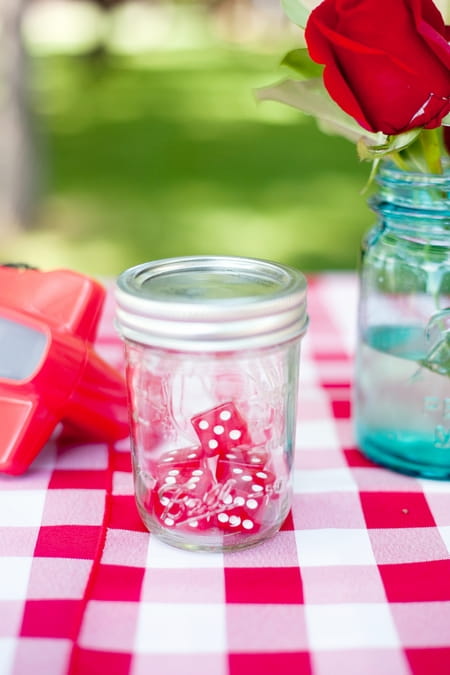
[419,128,443,174]
[389,151,411,171]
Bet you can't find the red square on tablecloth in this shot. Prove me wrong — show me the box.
[108,495,147,532]
[111,450,132,473]
[229,652,312,675]
[34,525,101,559]
[90,564,145,602]
[380,560,450,602]
[360,492,436,529]
[70,647,132,675]
[20,599,82,638]
[280,511,295,531]
[330,399,351,419]
[225,567,303,604]
[406,648,450,675]
[343,449,378,468]
[48,470,109,490]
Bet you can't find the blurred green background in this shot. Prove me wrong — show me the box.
[0,0,372,276]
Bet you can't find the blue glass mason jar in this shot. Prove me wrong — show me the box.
[354,162,450,479]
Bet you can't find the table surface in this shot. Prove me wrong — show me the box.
[1,273,450,675]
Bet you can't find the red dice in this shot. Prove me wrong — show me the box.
[191,401,251,457]
[213,462,276,533]
[157,446,204,469]
[144,401,279,537]
[219,443,269,470]
[216,460,275,494]
[150,448,215,530]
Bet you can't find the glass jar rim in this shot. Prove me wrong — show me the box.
[376,160,450,190]
[370,160,450,223]
[115,256,308,352]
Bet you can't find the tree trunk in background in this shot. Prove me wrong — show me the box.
[0,0,37,234]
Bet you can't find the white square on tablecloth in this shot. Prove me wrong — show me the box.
[0,491,46,527]
[295,529,376,567]
[0,557,33,600]
[296,420,341,451]
[305,603,399,649]
[419,478,450,494]
[438,526,450,554]
[296,356,320,386]
[293,468,357,494]
[0,638,16,673]
[135,602,227,653]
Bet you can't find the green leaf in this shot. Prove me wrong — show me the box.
[357,129,422,161]
[256,77,381,145]
[420,309,450,377]
[280,0,311,27]
[281,49,324,79]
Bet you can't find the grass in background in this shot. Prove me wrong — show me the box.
[1,44,371,276]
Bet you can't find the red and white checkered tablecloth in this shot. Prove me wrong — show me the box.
[1,273,450,675]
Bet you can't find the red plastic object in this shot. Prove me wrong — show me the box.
[0,266,129,475]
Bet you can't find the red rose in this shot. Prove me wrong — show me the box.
[305,0,450,135]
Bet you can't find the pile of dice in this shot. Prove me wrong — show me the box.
[146,402,280,536]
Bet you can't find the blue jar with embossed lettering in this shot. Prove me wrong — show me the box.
[354,162,450,479]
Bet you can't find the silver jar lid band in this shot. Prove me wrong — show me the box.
[115,256,308,352]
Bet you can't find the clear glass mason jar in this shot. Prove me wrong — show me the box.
[354,162,450,479]
[115,256,308,550]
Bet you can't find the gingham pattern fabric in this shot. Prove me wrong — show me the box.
[1,274,450,675]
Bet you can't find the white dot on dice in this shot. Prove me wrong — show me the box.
[198,420,209,430]
[229,429,242,440]
[220,410,232,421]
[208,439,219,450]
